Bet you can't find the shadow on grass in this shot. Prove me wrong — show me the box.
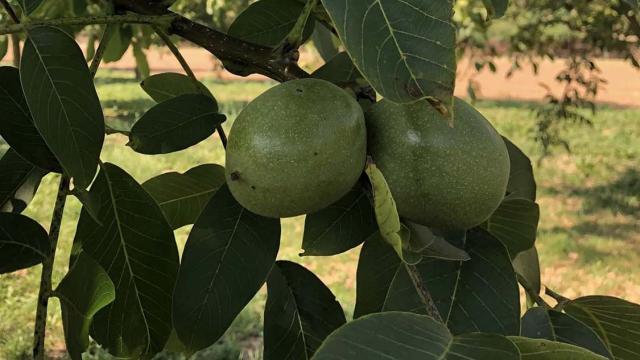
[574,168,640,216]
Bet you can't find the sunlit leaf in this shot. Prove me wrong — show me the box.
[321,0,457,113]
[75,163,179,358]
[142,164,226,229]
[21,26,104,189]
[0,212,50,274]
[314,312,519,359]
[264,261,345,359]
[503,136,536,201]
[55,253,115,360]
[173,185,280,351]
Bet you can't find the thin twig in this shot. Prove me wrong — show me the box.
[405,264,444,323]
[89,23,116,77]
[517,274,551,309]
[0,0,20,24]
[33,176,70,360]
[0,14,175,36]
[154,25,228,148]
[545,287,571,308]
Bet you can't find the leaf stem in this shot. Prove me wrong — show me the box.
[153,25,228,148]
[404,264,444,323]
[0,0,20,24]
[517,274,551,309]
[33,175,70,360]
[89,23,116,78]
[0,14,176,36]
[545,287,571,308]
[286,0,318,48]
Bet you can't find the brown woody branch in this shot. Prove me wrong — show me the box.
[113,0,310,82]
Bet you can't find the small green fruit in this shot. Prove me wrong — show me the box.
[366,98,510,230]
[226,78,367,218]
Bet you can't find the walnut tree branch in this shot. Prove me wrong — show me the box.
[113,0,310,82]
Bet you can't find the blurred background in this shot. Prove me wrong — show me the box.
[0,0,639,358]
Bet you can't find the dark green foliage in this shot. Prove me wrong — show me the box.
[0,212,50,274]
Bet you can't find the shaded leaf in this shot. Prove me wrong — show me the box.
[141,72,215,104]
[302,186,377,256]
[311,25,340,61]
[622,0,638,10]
[0,149,46,213]
[312,52,362,85]
[509,336,608,359]
[482,0,509,19]
[21,26,104,189]
[406,221,470,261]
[0,66,60,172]
[522,307,613,359]
[103,25,132,63]
[21,0,43,14]
[128,94,225,154]
[321,0,457,112]
[504,136,537,201]
[55,253,115,360]
[564,296,640,360]
[75,163,179,358]
[228,0,315,47]
[173,185,280,351]
[485,196,540,258]
[142,164,226,229]
[354,228,520,335]
[0,212,50,274]
[314,312,519,359]
[514,246,542,304]
[264,261,346,359]
[133,42,151,79]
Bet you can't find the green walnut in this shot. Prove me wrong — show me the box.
[225,78,367,218]
[366,98,510,230]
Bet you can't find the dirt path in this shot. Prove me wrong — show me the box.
[3,41,639,107]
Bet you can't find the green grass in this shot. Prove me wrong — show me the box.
[1,70,639,359]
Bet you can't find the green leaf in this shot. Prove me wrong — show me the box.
[21,26,104,189]
[504,136,537,201]
[405,222,470,261]
[354,228,520,335]
[311,25,340,61]
[264,261,346,359]
[0,212,50,274]
[312,52,363,85]
[509,337,608,360]
[622,0,638,10]
[228,0,315,47]
[513,246,542,303]
[133,42,151,79]
[521,307,613,359]
[75,163,179,358]
[140,72,216,103]
[128,94,225,154]
[142,164,226,229]
[103,25,132,63]
[302,186,377,256]
[485,196,540,258]
[173,185,280,351]
[564,296,640,360]
[55,253,115,360]
[321,0,457,113]
[364,163,417,263]
[21,0,43,14]
[314,312,520,359]
[0,66,60,172]
[0,149,46,213]
[482,0,509,19]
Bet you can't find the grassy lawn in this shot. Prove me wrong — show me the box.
[1,70,639,359]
